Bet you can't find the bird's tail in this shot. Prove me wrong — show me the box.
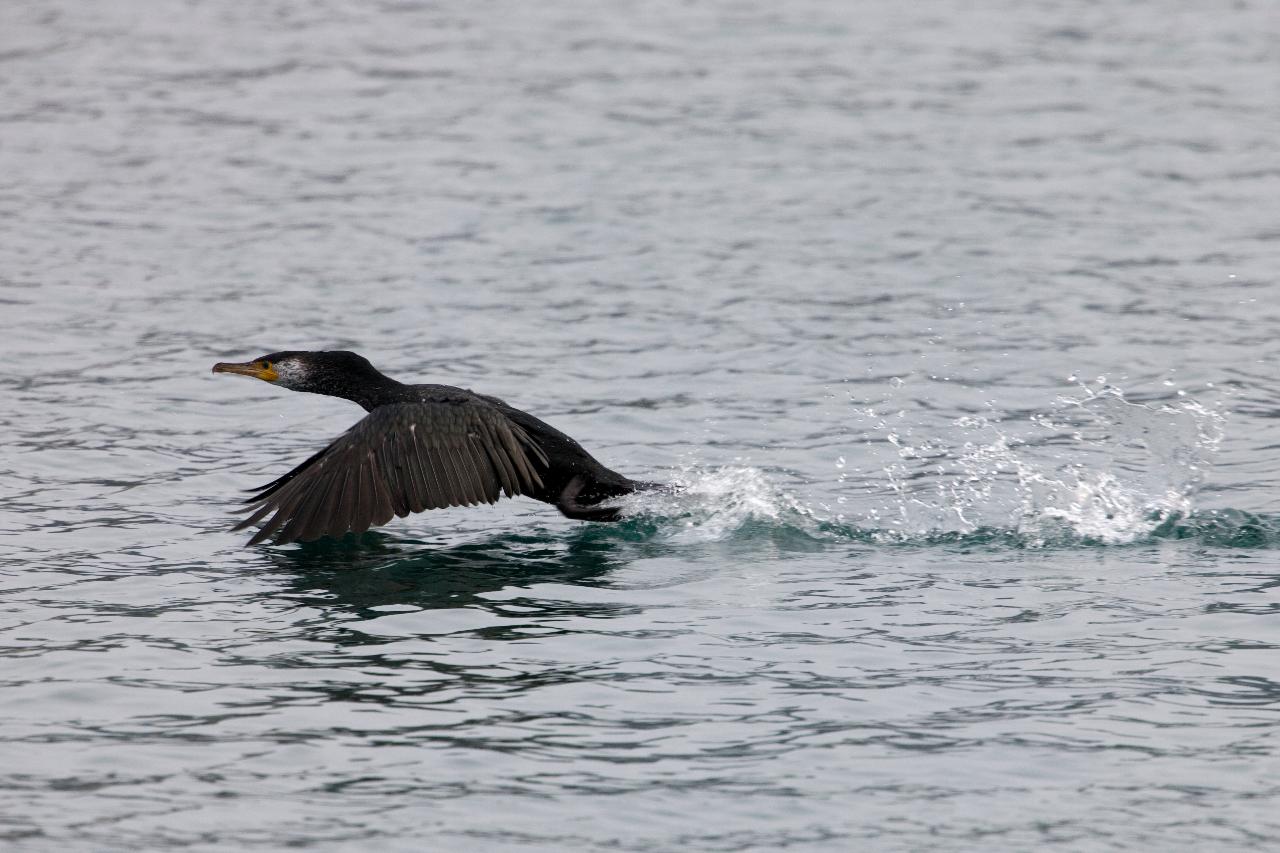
[555,474,677,522]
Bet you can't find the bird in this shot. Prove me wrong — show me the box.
[212,350,656,545]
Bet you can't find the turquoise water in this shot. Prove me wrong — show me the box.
[2,1,1279,850]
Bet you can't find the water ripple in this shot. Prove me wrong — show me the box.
[3,0,1280,849]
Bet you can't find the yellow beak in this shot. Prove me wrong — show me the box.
[212,361,279,382]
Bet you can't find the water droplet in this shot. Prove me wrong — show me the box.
[835,456,846,469]
[889,377,904,388]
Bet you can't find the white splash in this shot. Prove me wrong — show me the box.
[621,383,1225,548]
[622,464,817,543]
[857,383,1225,545]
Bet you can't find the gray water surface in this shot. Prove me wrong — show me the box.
[2,2,1279,850]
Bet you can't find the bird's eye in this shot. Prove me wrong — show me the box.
[260,361,272,369]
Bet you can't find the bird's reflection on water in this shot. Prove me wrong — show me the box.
[260,525,654,624]
[223,528,664,714]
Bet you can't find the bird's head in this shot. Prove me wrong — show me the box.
[212,350,384,398]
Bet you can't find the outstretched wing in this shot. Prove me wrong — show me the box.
[234,401,549,545]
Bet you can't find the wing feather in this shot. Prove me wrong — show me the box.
[479,420,520,497]
[351,453,375,534]
[232,400,548,545]
[465,438,501,503]
[375,438,411,518]
[431,440,463,506]
[289,460,341,543]
[367,448,397,528]
[304,464,350,543]
[409,426,447,510]
[450,437,484,506]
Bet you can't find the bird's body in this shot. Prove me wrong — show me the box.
[213,351,652,545]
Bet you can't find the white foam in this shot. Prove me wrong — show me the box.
[857,384,1225,545]
[621,465,817,543]
[620,386,1225,548]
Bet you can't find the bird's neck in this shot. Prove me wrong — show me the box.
[324,371,409,412]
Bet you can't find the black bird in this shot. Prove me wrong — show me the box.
[212,350,653,545]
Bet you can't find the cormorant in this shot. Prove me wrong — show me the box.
[212,350,653,545]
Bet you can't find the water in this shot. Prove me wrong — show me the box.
[2,1,1278,850]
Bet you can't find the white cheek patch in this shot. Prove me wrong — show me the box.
[273,360,312,388]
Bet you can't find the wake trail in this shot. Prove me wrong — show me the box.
[616,385,1276,549]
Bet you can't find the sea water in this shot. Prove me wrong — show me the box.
[1,1,1278,850]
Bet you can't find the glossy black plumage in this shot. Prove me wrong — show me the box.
[213,351,650,545]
